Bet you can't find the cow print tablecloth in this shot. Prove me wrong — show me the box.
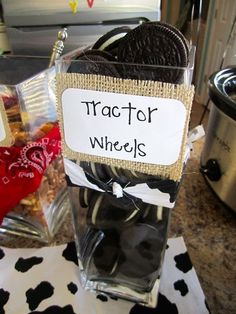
[0,237,210,314]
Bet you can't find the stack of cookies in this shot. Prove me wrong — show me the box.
[68,21,190,84]
[71,185,170,292]
[69,159,177,291]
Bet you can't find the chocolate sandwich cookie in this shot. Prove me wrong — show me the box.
[70,187,93,230]
[119,223,166,279]
[92,26,131,56]
[122,169,164,185]
[160,21,190,57]
[87,192,143,229]
[79,161,111,183]
[117,21,189,83]
[93,229,121,276]
[105,165,156,185]
[141,205,163,221]
[138,205,170,229]
[80,162,147,186]
[78,187,93,208]
[79,227,104,264]
[106,165,164,185]
[67,50,120,77]
[105,165,129,185]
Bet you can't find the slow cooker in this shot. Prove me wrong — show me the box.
[201,67,236,212]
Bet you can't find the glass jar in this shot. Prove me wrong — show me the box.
[69,184,171,307]
[56,44,195,306]
[0,56,69,242]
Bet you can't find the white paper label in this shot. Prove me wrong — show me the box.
[62,88,187,165]
[0,111,6,142]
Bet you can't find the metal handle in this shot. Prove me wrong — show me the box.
[48,28,68,68]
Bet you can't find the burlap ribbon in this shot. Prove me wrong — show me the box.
[56,73,194,181]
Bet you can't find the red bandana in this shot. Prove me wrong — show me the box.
[0,125,62,224]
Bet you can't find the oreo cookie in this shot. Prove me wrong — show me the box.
[105,165,158,185]
[119,223,166,279]
[141,205,163,221]
[78,187,93,208]
[105,165,130,185]
[79,227,104,264]
[93,229,121,276]
[87,192,143,229]
[160,21,189,58]
[138,206,170,230]
[79,161,111,183]
[117,21,189,83]
[92,26,131,55]
[67,50,120,77]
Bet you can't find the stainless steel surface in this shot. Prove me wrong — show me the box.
[2,0,160,26]
[2,0,160,55]
[5,24,138,56]
[0,22,10,52]
[201,105,236,211]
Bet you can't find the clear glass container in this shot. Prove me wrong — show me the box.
[57,46,195,306]
[69,185,171,307]
[0,56,69,242]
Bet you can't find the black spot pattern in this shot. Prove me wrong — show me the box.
[29,305,76,314]
[26,281,54,311]
[157,293,179,314]
[0,248,4,260]
[0,288,10,314]
[146,180,178,203]
[15,256,43,272]
[0,238,206,313]
[62,242,78,266]
[96,294,108,302]
[67,282,78,295]
[174,279,189,296]
[174,252,192,273]
[129,293,178,314]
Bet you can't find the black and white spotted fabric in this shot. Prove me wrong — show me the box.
[0,237,209,314]
[64,158,179,209]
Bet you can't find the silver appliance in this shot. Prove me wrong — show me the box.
[201,67,236,212]
[1,0,160,55]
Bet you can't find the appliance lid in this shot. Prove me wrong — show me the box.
[208,67,236,121]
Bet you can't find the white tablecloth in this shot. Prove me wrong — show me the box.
[0,237,209,314]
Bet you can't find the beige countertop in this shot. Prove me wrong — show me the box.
[170,139,236,314]
[1,139,236,314]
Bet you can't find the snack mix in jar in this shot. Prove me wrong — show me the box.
[0,59,69,242]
